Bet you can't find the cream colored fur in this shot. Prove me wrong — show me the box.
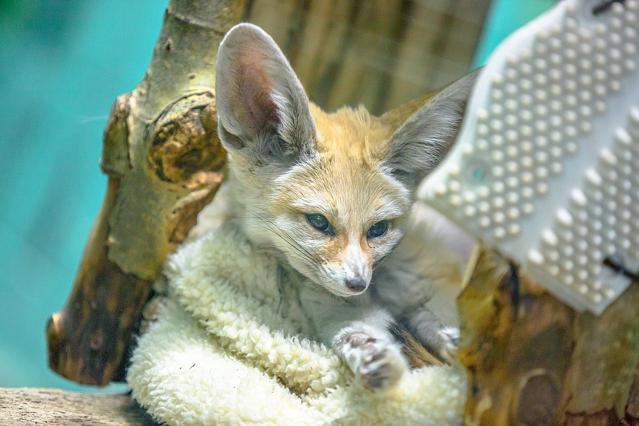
[127,222,466,425]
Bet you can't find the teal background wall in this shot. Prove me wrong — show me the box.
[474,0,556,66]
[0,0,165,391]
[0,0,552,391]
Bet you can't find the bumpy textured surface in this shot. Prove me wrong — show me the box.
[420,0,639,313]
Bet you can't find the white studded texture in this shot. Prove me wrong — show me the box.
[419,0,639,314]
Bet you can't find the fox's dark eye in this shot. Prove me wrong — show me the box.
[367,221,388,239]
[305,213,334,236]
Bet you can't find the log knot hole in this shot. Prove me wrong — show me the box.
[514,371,560,426]
[89,333,103,351]
[147,92,226,188]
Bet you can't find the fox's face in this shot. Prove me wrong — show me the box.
[257,112,411,296]
[216,24,476,297]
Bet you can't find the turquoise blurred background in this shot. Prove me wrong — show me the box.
[0,0,552,391]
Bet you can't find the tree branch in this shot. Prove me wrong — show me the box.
[47,0,245,385]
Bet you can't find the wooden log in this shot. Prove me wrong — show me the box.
[320,0,404,112]
[0,388,155,425]
[246,0,491,114]
[46,0,245,386]
[458,247,639,425]
[627,369,639,423]
[269,0,336,98]
[385,0,490,110]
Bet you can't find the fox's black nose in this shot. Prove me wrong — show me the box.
[345,277,367,292]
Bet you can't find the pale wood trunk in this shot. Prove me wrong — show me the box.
[46,0,244,385]
[245,0,490,114]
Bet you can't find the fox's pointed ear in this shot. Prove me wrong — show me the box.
[383,70,479,188]
[215,23,316,164]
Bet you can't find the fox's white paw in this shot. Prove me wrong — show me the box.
[437,326,460,364]
[357,340,407,391]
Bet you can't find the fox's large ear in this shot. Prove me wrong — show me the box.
[215,23,316,164]
[382,70,479,188]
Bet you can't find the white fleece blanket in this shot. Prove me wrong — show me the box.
[127,224,466,425]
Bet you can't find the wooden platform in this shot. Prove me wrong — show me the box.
[0,388,155,425]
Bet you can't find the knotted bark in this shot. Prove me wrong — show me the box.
[47,0,245,385]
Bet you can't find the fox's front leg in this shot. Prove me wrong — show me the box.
[301,287,408,390]
[332,323,408,390]
[407,309,460,364]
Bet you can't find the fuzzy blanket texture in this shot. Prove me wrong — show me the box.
[127,224,466,425]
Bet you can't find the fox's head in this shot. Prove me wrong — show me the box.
[216,23,476,297]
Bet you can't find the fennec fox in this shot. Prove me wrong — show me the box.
[214,23,476,390]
